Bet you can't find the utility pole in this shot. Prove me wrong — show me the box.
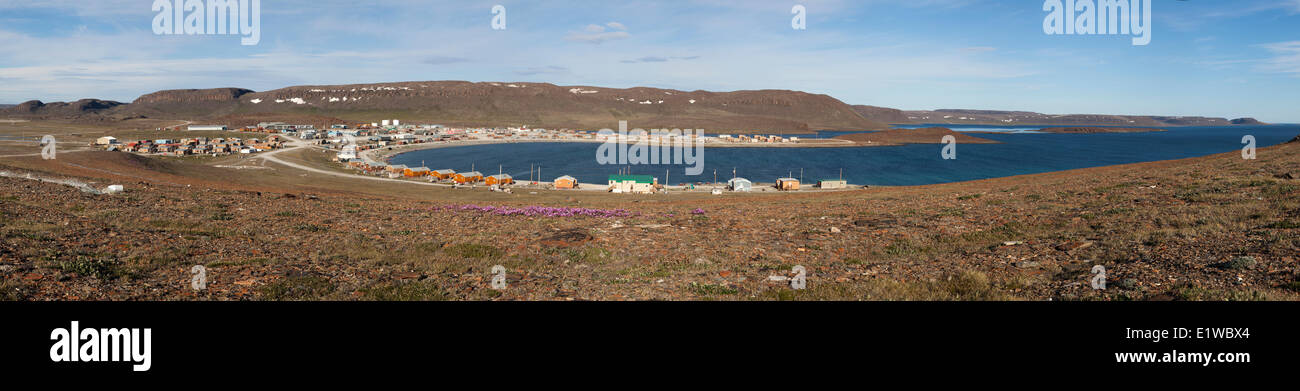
[713,169,717,185]
[800,168,804,185]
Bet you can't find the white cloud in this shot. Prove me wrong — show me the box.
[566,23,631,44]
[1256,41,1300,76]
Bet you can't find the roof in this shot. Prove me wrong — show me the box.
[608,174,655,184]
[555,175,576,181]
[408,167,430,172]
[819,179,846,183]
[433,169,456,174]
[488,174,512,179]
[459,171,483,177]
[728,177,752,183]
[777,178,799,182]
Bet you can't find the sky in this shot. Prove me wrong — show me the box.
[1,0,1298,123]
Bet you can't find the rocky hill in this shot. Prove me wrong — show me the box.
[1,99,129,121]
[1,82,888,133]
[1231,118,1267,125]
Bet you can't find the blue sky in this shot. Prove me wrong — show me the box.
[1,0,1298,122]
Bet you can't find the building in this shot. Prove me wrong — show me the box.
[608,174,656,194]
[485,174,513,186]
[454,171,483,184]
[776,177,800,191]
[818,179,847,189]
[404,167,430,177]
[95,136,119,145]
[553,175,577,189]
[187,125,228,131]
[728,177,753,192]
[387,164,408,174]
[431,169,456,180]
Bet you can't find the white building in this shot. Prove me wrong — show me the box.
[188,125,228,131]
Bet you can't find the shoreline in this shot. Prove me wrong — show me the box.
[358,139,875,191]
[360,137,862,166]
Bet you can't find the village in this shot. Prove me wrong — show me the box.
[91,120,858,194]
[91,132,285,156]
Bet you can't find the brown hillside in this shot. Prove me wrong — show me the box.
[3,82,888,133]
[225,81,887,133]
[852,105,909,124]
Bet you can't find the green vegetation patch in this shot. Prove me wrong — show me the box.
[260,275,336,301]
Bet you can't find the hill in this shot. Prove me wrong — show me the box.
[851,105,909,124]
[2,82,889,133]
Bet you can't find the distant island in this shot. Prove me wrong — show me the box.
[833,127,1000,146]
[852,107,1270,127]
[1036,127,1166,134]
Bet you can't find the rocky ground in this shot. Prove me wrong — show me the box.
[1,136,1297,301]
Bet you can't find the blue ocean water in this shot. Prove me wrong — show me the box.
[389,125,1300,186]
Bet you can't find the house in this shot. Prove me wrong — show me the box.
[776,177,800,191]
[431,169,456,180]
[387,164,408,174]
[454,171,483,184]
[818,179,847,189]
[608,174,656,194]
[728,177,753,192]
[485,174,513,185]
[95,136,119,145]
[188,125,228,131]
[404,167,431,177]
[553,175,578,189]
